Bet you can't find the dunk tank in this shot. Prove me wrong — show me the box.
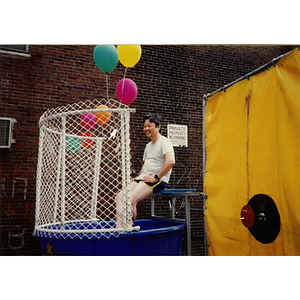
[33,45,185,255]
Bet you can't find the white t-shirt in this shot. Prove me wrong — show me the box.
[136,136,174,183]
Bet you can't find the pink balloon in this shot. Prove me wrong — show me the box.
[116,78,138,104]
[80,113,97,130]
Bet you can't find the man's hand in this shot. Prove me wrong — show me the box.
[141,173,157,183]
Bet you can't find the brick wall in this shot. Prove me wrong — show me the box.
[0,44,297,255]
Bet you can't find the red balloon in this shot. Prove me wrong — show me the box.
[79,132,94,149]
[116,78,138,104]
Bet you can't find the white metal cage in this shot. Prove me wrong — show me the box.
[33,98,138,239]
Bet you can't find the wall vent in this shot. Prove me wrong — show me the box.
[0,118,17,148]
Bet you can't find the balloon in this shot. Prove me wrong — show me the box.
[93,45,118,73]
[66,137,81,153]
[80,113,97,130]
[94,105,111,125]
[79,132,94,149]
[116,78,138,104]
[117,45,141,68]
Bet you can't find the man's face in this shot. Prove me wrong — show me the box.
[143,119,160,139]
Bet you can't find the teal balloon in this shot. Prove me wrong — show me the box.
[66,137,81,153]
[93,45,118,73]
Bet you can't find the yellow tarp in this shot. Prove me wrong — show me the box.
[204,47,300,255]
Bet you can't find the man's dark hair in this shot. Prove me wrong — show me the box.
[143,114,162,132]
[143,114,161,126]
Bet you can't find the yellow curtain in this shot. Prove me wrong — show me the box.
[204,48,300,255]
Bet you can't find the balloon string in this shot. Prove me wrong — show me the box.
[123,67,127,80]
[106,74,109,101]
[121,68,127,100]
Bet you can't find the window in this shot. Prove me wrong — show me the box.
[0,45,30,56]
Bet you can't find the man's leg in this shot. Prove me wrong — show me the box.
[115,181,152,227]
[130,182,152,222]
[115,181,137,228]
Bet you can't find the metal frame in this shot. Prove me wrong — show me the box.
[34,101,139,238]
[150,190,200,256]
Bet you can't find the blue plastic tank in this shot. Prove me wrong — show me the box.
[39,219,186,256]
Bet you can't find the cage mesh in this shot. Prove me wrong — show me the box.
[33,98,137,239]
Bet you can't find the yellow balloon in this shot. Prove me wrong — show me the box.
[117,45,142,68]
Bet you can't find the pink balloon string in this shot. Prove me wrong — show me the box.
[121,68,127,102]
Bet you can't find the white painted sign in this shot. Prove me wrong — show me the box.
[167,124,188,147]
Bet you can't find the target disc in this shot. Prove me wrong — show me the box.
[244,194,281,244]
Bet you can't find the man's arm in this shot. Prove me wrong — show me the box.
[156,152,175,180]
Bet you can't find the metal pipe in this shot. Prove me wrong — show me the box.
[34,124,45,230]
[40,107,136,125]
[204,50,293,100]
[125,110,132,228]
[91,138,103,220]
[202,94,208,256]
[53,130,63,222]
[185,195,191,256]
[120,112,127,228]
[60,115,66,229]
